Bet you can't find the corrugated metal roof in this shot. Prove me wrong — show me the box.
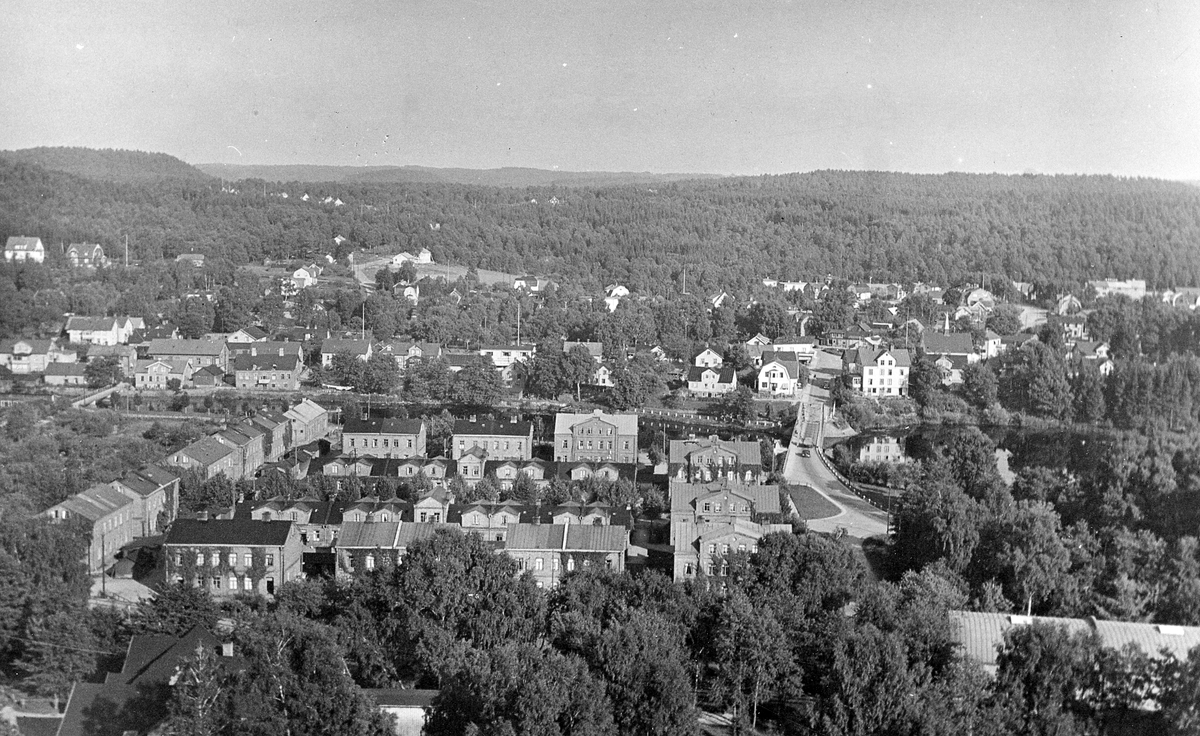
[505,523,566,550]
[58,483,134,522]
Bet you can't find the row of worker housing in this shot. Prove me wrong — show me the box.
[44,398,333,574]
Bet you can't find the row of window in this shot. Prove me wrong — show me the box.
[348,437,416,449]
[208,575,264,591]
[459,439,525,451]
[177,552,276,567]
[708,542,756,555]
[515,556,614,572]
[700,501,751,514]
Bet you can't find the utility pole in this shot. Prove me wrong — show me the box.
[100,530,106,596]
[124,234,129,267]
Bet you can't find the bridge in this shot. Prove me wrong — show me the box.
[70,382,129,409]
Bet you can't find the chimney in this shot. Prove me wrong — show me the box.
[197,510,209,521]
[220,641,234,657]
[469,414,477,423]
[510,415,517,424]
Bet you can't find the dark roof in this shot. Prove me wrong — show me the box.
[228,341,304,357]
[136,464,179,488]
[147,338,227,357]
[686,365,736,383]
[364,689,439,708]
[452,418,532,436]
[233,353,301,371]
[66,315,118,331]
[15,716,61,736]
[343,417,425,435]
[669,436,761,466]
[57,683,167,736]
[165,518,294,546]
[44,362,87,376]
[194,364,226,377]
[115,625,226,686]
[322,338,371,355]
[922,332,975,355]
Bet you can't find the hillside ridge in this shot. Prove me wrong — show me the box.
[0,147,212,184]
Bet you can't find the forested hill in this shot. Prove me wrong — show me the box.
[3,155,1200,294]
[0,147,212,184]
[196,163,722,188]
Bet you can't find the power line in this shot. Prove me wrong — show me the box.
[6,634,122,656]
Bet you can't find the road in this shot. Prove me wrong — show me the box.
[782,352,888,545]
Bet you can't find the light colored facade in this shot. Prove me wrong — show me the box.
[232,353,302,390]
[65,316,136,346]
[65,243,108,268]
[479,344,536,368]
[4,236,45,263]
[553,409,639,464]
[0,339,77,374]
[669,436,763,484]
[756,350,801,396]
[146,339,230,372]
[668,481,789,581]
[693,348,723,368]
[134,358,195,389]
[342,418,427,458]
[686,365,736,397]
[452,418,533,460]
[285,399,330,446]
[852,348,911,397]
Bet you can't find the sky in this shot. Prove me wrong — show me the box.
[1,0,1198,178]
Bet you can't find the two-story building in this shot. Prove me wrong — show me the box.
[478,344,536,369]
[847,347,911,397]
[451,417,533,460]
[482,458,552,490]
[111,464,180,536]
[504,523,628,588]
[669,436,763,484]
[285,399,330,446]
[65,243,108,268]
[65,315,137,346]
[343,418,427,458]
[134,358,195,389]
[693,348,723,369]
[45,483,137,574]
[686,365,737,397]
[0,339,77,374]
[146,339,230,373]
[214,425,267,481]
[553,409,638,464]
[320,338,373,368]
[165,436,241,481]
[251,410,291,463]
[668,480,790,580]
[233,353,303,390]
[4,236,45,263]
[164,518,303,597]
[756,350,802,396]
[377,340,442,371]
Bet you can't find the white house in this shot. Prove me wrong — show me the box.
[693,348,723,369]
[4,236,45,263]
[291,265,320,290]
[849,347,911,397]
[756,351,802,396]
[687,365,737,397]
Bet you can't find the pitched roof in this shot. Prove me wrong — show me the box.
[669,436,761,466]
[57,683,165,736]
[233,353,301,371]
[44,362,86,376]
[858,347,912,368]
[165,518,294,546]
[5,236,43,252]
[57,483,134,522]
[503,523,627,552]
[921,332,975,356]
[553,409,638,436]
[115,625,226,686]
[453,417,532,436]
[343,417,425,435]
[147,338,227,357]
[321,338,372,355]
[285,398,327,423]
[65,315,118,332]
[949,610,1200,672]
[180,436,236,466]
[686,365,736,383]
[338,521,402,548]
[364,689,439,708]
[668,481,780,515]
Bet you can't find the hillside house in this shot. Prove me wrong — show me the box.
[165,436,240,481]
[846,347,912,397]
[693,348,723,368]
[377,340,442,371]
[112,464,179,536]
[227,325,269,343]
[43,362,88,386]
[65,242,108,268]
[134,358,195,389]
[147,338,230,372]
[66,315,138,345]
[320,338,372,368]
[921,332,979,364]
[4,236,45,263]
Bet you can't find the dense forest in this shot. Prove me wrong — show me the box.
[3,149,1200,296]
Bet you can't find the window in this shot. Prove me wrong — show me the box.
[562,440,568,449]
[349,438,355,447]
[715,504,722,513]
[722,544,730,554]
[175,553,182,566]
[227,552,237,567]
[365,554,375,570]
[567,558,575,571]
[623,441,630,450]
[408,439,413,449]
[703,502,711,512]
[516,558,526,571]
[420,512,427,522]
[738,544,746,553]
[212,576,221,589]
[708,543,716,555]
[552,558,560,571]
[196,552,204,566]
[685,562,694,575]
[229,576,237,590]
[535,558,544,571]
[265,554,274,566]
[243,577,252,591]
[244,554,252,567]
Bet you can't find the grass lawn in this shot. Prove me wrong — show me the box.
[786,484,841,521]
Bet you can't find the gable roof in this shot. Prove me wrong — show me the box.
[338,521,402,548]
[285,398,326,423]
[180,436,235,466]
[668,481,780,515]
[44,362,87,376]
[504,523,627,552]
[165,518,294,546]
[65,315,119,332]
[343,417,425,435]
[453,417,532,437]
[147,338,227,357]
[56,483,133,522]
[322,338,372,355]
[233,353,301,371]
[5,236,43,252]
[553,409,638,436]
[686,365,737,384]
[858,347,913,368]
[669,436,761,466]
[922,332,975,356]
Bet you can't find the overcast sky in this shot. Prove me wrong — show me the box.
[2,1,1198,178]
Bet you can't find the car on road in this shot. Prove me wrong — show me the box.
[800,448,811,457]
